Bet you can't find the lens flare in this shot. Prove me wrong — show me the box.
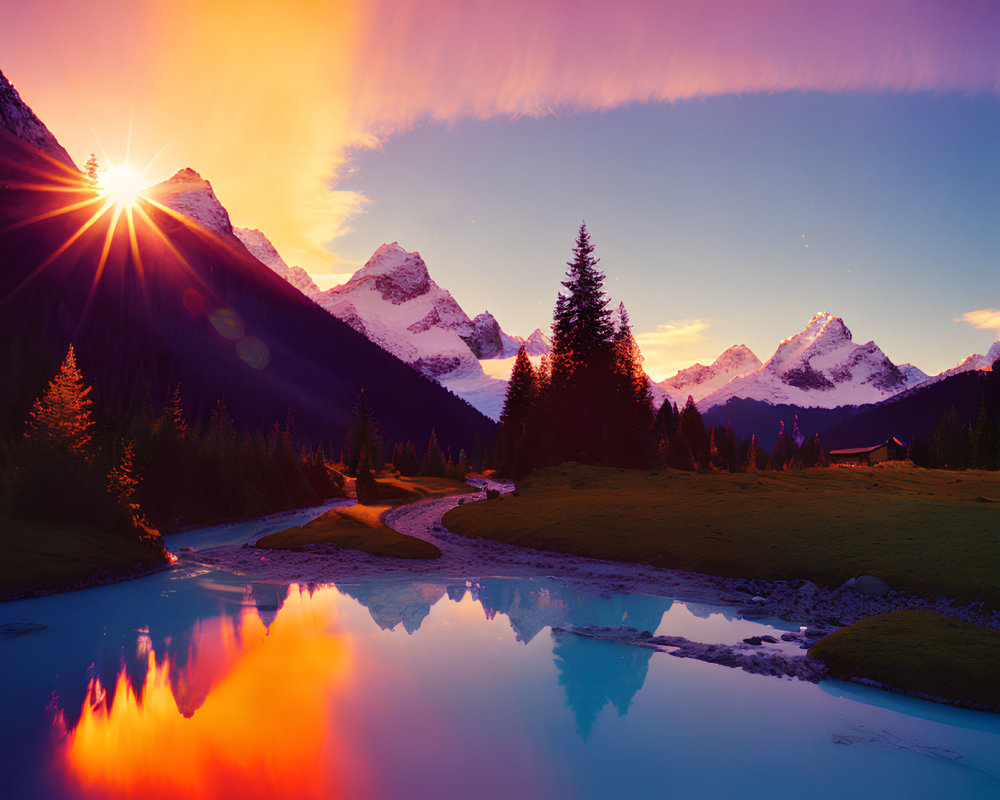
[98,165,147,209]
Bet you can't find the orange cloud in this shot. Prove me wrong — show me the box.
[635,319,716,381]
[956,308,1000,334]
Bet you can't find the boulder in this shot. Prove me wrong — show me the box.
[841,575,890,597]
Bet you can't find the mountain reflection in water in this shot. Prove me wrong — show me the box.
[56,579,674,797]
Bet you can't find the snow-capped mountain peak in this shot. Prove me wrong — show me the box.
[657,344,762,404]
[234,227,289,279]
[342,241,434,304]
[765,312,852,372]
[523,328,554,355]
[699,312,920,410]
[0,68,76,169]
[146,168,234,236]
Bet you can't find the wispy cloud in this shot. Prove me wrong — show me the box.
[64,0,998,279]
[955,308,1000,334]
[635,320,714,381]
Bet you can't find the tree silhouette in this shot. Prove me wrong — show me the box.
[498,345,537,476]
[85,153,99,187]
[342,390,381,476]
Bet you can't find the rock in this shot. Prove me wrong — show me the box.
[0,622,46,638]
[743,636,763,645]
[841,575,890,597]
[751,595,767,603]
[780,632,802,642]
[759,635,779,644]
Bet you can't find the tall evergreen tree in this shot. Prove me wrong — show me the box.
[422,429,446,477]
[678,396,709,470]
[551,223,613,359]
[971,398,992,469]
[23,345,94,459]
[13,346,103,520]
[610,303,655,467]
[342,390,380,476]
[548,223,618,463]
[498,345,537,476]
[931,405,967,468]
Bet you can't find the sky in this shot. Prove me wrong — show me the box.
[1,0,998,379]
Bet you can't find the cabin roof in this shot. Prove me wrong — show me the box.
[828,438,904,456]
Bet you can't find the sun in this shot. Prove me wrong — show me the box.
[98,165,147,208]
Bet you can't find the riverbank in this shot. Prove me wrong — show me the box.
[0,517,170,601]
[442,463,1000,608]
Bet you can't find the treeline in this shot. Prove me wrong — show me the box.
[0,347,342,536]
[496,224,830,479]
[909,391,1000,470]
[340,389,486,483]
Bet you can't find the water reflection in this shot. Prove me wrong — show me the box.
[58,586,367,799]
[53,577,790,798]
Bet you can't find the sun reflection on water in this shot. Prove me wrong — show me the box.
[57,585,367,799]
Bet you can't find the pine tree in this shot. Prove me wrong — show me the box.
[552,223,613,359]
[342,390,380,477]
[609,303,654,467]
[931,405,967,468]
[85,153,99,187]
[971,398,992,469]
[23,345,94,458]
[678,396,709,470]
[498,345,537,476]
[422,429,445,477]
[14,346,103,520]
[907,434,929,467]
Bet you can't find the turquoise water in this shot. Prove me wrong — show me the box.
[1,517,998,798]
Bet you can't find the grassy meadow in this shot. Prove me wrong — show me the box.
[0,519,168,597]
[443,463,1000,605]
[809,612,1000,710]
[256,472,472,559]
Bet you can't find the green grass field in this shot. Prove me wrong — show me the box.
[442,463,1000,606]
[809,612,1000,710]
[0,518,168,597]
[256,503,441,559]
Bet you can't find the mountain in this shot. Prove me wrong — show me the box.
[0,68,75,169]
[820,366,999,450]
[147,168,236,237]
[233,232,522,419]
[934,341,1000,381]
[657,345,762,405]
[0,89,495,454]
[523,328,553,355]
[233,226,289,278]
[699,312,923,410]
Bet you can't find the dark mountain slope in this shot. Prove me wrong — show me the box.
[0,129,495,453]
[702,366,998,452]
[820,367,998,450]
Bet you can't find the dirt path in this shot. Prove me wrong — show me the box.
[185,477,998,633]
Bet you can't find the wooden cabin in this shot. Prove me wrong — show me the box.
[829,438,907,466]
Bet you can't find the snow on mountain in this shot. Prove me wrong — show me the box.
[0,68,76,169]
[522,328,553,355]
[466,312,522,359]
[146,169,234,236]
[700,312,922,410]
[657,344,762,405]
[898,363,930,385]
[934,340,1000,380]
[234,227,289,278]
